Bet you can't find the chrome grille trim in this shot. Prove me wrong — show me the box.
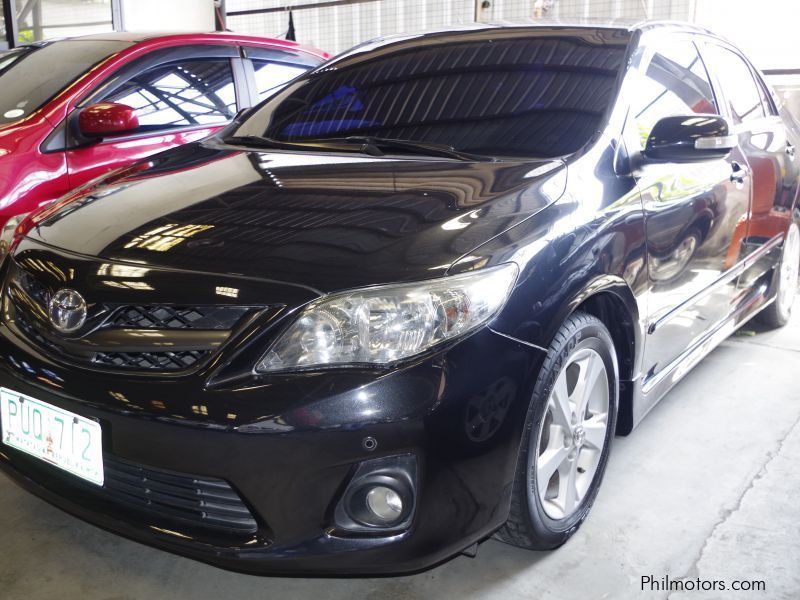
[3,260,268,373]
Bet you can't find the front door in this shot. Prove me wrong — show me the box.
[625,37,753,386]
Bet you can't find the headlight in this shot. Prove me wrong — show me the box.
[256,263,518,373]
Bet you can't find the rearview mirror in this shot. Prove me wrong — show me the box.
[643,115,736,163]
[78,102,139,137]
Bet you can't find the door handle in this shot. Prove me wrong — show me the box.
[730,161,749,185]
[787,143,796,160]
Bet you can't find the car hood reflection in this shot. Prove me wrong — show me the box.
[28,142,567,292]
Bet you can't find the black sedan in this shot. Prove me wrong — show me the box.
[0,23,798,575]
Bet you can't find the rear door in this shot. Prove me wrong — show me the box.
[625,35,753,386]
[64,45,243,188]
[700,41,800,296]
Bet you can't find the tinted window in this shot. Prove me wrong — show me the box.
[252,59,309,102]
[100,59,237,132]
[755,77,778,117]
[704,45,765,124]
[239,31,631,158]
[629,41,717,151]
[0,40,129,126]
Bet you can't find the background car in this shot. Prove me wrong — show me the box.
[0,32,329,254]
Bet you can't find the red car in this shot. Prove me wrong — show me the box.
[0,32,329,252]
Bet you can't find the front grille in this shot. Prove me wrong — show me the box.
[3,260,265,374]
[102,456,258,534]
[93,350,206,371]
[103,305,251,330]
[14,269,49,308]
[14,307,66,356]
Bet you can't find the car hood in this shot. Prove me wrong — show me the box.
[27,141,566,293]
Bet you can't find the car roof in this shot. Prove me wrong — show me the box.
[480,19,716,35]
[26,31,329,58]
[57,31,289,43]
[627,19,717,35]
[332,20,726,64]
[348,20,718,46]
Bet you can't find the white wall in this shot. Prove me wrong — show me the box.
[226,0,697,57]
[225,0,794,70]
[693,0,795,70]
[120,0,215,32]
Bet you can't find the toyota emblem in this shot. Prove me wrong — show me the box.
[48,289,87,333]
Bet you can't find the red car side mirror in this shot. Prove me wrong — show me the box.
[78,103,139,137]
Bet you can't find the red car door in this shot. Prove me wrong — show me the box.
[64,45,243,188]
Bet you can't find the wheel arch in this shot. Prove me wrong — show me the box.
[548,276,642,435]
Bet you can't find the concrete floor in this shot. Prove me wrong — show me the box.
[1,311,799,600]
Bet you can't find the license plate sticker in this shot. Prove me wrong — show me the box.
[0,387,104,486]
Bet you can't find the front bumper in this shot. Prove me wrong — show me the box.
[0,323,545,575]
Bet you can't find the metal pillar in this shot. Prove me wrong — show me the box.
[475,0,491,23]
[2,0,19,48]
[215,0,226,31]
[111,0,123,31]
[31,0,41,41]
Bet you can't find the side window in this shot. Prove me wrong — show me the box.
[628,40,718,151]
[100,59,237,132]
[252,59,309,102]
[703,45,765,124]
[756,77,779,117]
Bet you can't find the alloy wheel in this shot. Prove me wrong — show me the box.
[777,223,800,315]
[535,348,610,520]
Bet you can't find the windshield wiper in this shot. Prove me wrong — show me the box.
[222,135,491,161]
[337,136,491,161]
[221,135,385,156]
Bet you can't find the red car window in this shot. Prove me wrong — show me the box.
[97,58,237,133]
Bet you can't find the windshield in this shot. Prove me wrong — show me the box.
[233,28,631,158]
[0,40,130,126]
[0,48,29,73]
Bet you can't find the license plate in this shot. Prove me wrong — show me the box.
[0,387,104,486]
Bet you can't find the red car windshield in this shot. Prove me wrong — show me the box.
[0,39,130,126]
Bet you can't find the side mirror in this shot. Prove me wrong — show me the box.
[643,115,736,163]
[78,103,139,137]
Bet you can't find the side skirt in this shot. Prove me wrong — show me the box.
[632,276,773,429]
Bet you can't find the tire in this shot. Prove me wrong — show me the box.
[496,311,618,550]
[757,222,800,329]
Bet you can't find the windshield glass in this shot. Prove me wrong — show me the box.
[0,48,29,74]
[0,39,130,126]
[235,28,631,158]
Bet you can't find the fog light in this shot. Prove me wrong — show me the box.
[334,454,417,533]
[366,486,403,522]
